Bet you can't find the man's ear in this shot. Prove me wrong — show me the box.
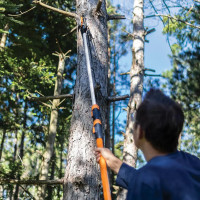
[138,125,145,139]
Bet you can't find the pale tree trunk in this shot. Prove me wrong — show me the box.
[14,101,28,200]
[63,0,108,199]
[0,129,6,161]
[0,24,9,50]
[117,0,144,199]
[37,54,66,199]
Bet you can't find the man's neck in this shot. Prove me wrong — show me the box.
[141,142,169,162]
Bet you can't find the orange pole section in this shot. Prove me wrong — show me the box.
[96,138,111,200]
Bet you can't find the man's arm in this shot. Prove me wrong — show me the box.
[95,148,136,189]
[94,148,123,173]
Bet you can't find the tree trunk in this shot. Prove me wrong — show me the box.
[0,24,9,50]
[111,36,116,196]
[57,141,64,198]
[0,129,6,161]
[47,151,56,199]
[117,0,144,199]
[105,25,111,149]
[63,1,108,199]
[37,54,66,199]
[14,101,28,200]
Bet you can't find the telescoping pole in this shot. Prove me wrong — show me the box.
[80,17,111,200]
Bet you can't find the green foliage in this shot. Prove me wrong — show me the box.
[163,3,200,157]
[0,0,77,198]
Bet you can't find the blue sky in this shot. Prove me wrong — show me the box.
[110,0,174,144]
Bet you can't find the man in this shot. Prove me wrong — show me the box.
[95,89,200,200]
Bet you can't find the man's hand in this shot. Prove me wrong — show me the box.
[94,148,123,174]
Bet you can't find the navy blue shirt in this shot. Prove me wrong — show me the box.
[116,151,200,200]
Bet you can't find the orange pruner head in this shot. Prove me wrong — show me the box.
[81,16,84,27]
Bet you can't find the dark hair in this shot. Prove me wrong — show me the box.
[135,89,184,153]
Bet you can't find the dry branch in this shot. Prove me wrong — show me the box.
[29,94,73,101]
[107,95,129,102]
[108,15,126,20]
[120,71,130,75]
[8,6,36,17]
[30,94,129,102]
[0,179,64,185]
[96,0,103,12]
[33,1,79,19]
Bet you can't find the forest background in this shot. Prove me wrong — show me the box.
[0,0,199,199]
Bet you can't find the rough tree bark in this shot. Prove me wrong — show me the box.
[0,129,6,161]
[63,0,108,199]
[105,25,111,149]
[37,53,66,199]
[117,0,144,199]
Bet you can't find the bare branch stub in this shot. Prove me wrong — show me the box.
[120,71,130,75]
[96,0,103,12]
[107,95,129,102]
[107,15,126,21]
[144,28,156,36]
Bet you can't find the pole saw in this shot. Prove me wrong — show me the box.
[80,17,111,200]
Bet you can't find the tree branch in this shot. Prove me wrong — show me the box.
[33,1,79,19]
[120,71,130,75]
[144,74,163,77]
[0,179,64,185]
[8,6,36,17]
[108,15,126,20]
[29,94,129,102]
[159,14,200,29]
[107,95,129,102]
[96,0,103,12]
[29,94,73,101]
[146,14,200,29]
[20,185,36,200]
[62,26,77,37]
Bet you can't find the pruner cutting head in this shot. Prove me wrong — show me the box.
[80,16,87,33]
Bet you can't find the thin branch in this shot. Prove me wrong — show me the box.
[62,26,77,37]
[55,38,64,56]
[120,71,130,75]
[162,0,170,13]
[57,98,66,107]
[144,28,156,36]
[155,14,200,29]
[148,0,173,52]
[107,95,129,102]
[96,0,103,12]
[8,6,36,17]
[0,179,64,185]
[144,68,156,72]
[29,94,129,102]
[144,74,163,77]
[26,90,52,107]
[194,0,200,3]
[29,94,73,101]
[20,185,36,200]
[33,1,79,19]
[108,15,126,20]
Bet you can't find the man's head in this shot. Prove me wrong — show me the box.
[134,89,184,153]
